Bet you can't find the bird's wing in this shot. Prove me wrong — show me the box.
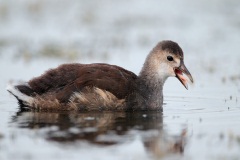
[26,63,137,103]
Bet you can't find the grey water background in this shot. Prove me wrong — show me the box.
[0,0,240,159]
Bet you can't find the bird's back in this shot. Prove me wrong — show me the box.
[8,63,138,111]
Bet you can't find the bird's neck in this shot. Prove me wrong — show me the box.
[136,61,168,110]
[138,70,165,99]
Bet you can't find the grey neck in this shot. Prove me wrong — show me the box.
[137,65,166,110]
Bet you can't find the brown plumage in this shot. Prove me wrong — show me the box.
[29,63,137,102]
[7,40,193,111]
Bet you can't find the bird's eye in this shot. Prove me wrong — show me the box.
[167,56,174,61]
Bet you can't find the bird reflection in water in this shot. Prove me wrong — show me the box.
[11,109,187,158]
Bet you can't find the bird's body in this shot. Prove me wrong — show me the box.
[7,41,193,111]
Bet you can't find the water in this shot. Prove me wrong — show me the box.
[1,0,240,160]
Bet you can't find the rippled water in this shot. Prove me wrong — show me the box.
[1,0,240,159]
[0,55,239,160]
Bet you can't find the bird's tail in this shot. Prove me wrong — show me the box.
[6,81,35,107]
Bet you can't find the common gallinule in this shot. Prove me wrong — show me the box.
[7,40,193,111]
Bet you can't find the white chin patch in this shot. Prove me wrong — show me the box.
[157,64,173,80]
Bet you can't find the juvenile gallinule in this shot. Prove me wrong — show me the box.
[7,40,193,111]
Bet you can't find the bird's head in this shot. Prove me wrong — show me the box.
[145,40,193,89]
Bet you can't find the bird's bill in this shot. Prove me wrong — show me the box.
[174,61,193,90]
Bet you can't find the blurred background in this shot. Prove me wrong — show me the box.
[0,0,240,160]
[1,0,240,82]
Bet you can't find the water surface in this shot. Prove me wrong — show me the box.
[1,0,240,159]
